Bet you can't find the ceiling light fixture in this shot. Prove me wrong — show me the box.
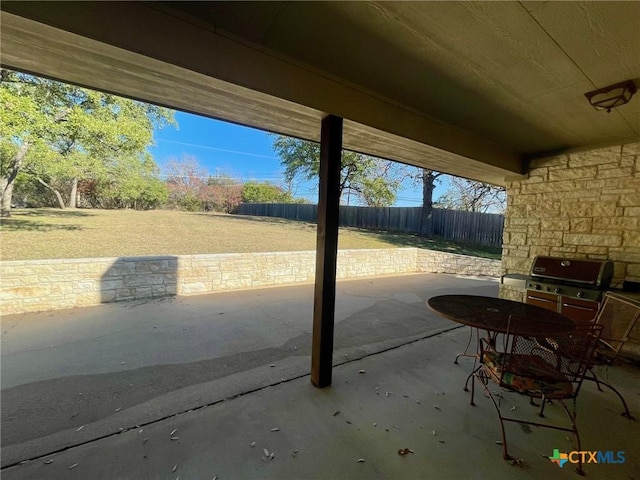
[584,80,637,113]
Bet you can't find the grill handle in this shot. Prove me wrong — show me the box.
[562,303,597,312]
[527,295,556,304]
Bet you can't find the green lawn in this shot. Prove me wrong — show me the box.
[0,208,502,261]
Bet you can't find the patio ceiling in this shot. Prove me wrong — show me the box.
[1,1,639,186]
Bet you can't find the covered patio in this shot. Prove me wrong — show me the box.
[2,334,638,479]
[2,274,639,478]
[3,0,638,383]
[1,1,639,478]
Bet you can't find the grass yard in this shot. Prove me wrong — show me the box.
[0,208,502,261]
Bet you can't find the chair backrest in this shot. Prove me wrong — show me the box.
[503,315,603,394]
[593,292,640,359]
[553,323,603,386]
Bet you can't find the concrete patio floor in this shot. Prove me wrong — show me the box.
[1,273,639,479]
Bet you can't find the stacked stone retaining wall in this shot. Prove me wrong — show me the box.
[1,248,500,315]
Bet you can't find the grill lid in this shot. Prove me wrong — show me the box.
[529,256,613,288]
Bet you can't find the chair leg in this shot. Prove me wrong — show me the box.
[455,352,475,364]
[586,369,634,419]
[455,327,475,364]
[560,400,585,476]
[464,369,474,392]
[498,414,510,460]
[575,441,584,475]
[463,360,483,392]
[538,395,547,417]
[470,371,476,406]
[592,372,604,392]
[591,377,634,419]
[573,423,584,476]
[478,377,511,460]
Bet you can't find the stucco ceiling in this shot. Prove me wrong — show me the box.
[1,1,639,186]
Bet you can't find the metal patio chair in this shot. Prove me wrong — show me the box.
[586,291,640,419]
[470,316,602,475]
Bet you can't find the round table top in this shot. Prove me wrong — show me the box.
[427,295,575,336]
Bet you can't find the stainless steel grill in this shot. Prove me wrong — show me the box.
[525,256,614,322]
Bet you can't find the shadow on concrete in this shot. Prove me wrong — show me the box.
[100,257,178,305]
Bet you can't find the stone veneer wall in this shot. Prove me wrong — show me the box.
[416,250,502,277]
[500,142,639,301]
[0,257,179,314]
[499,142,640,358]
[178,249,419,295]
[1,248,499,315]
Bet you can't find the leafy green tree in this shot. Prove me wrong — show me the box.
[241,181,294,203]
[82,153,169,209]
[0,69,174,216]
[0,72,48,215]
[10,171,56,208]
[271,136,403,207]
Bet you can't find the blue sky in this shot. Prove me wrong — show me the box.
[149,111,446,206]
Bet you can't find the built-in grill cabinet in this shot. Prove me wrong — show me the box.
[525,256,614,323]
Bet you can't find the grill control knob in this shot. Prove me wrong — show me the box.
[577,291,584,298]
[534,284,541,290]
[554,288,561,294]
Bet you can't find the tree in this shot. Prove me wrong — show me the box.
[436,176,506,213]
[271,136,404,207]
[164,157,243,213]
[207,175,242,213]
[241,181,294,203]
[165,155,209,211]
[0,71,48,215]
[418,169,444,236]
[81,153,169,209]
[0,69,174,216]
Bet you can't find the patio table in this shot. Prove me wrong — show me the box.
[427,294,578,400]
[427,295,575,337]
[429,296,598,474]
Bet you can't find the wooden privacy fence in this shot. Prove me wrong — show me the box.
[235,203,504,247]
[429,208,504,247]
